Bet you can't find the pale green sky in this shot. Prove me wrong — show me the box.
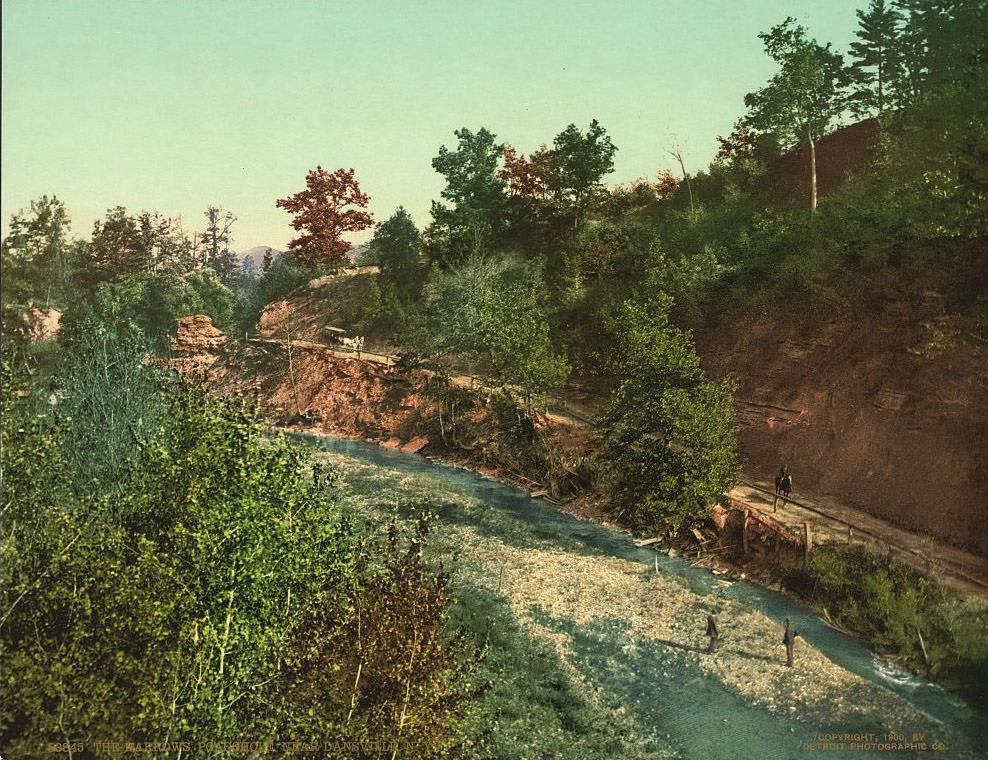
[2,0,865,250]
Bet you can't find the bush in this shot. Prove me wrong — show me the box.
[596,296,739,532]
[2,378,476,754]
[784,542,988,702]
[57,320,168,492]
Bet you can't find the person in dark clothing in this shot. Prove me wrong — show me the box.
[705,610,720,654]
[774,466,786,495]
[780,470,793,502]
[782,618,799,667]
[774,465,792,510]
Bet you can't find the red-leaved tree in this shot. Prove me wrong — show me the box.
[499,145,546,199]
[654,170,681,199]
[715,118,759,163]
[276,166,374,268]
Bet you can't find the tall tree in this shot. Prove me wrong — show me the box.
[369,206,422,301]
[1,195,71,306]
[598,295,739,532]
[893,0,932,101]
[198,205,237,276]
[744,18,850,212]
[90,206,142,277]
[848,0,904,115]
[89,208,191,278]
[476,268,570,402]
[428,128,509,266]
[137,211,191,273]
[415,257,567,402]
[916,0,988,92]
[549,119,618,227]
[276,166,374,268]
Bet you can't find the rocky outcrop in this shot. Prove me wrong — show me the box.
[168,315,227,377]
[20,303,62,342]
[213,344,425,439]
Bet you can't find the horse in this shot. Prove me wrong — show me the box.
[778,473,792,505]
[774,466,792,510]
[339,335,365,353]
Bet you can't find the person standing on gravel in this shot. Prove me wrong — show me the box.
[705,609,720,654]
[782,618,799,667]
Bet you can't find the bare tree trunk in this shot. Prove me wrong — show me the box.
[808,130,818,214]
[285,331,302,416]
[877,57,884,113]
[667,145,695,219]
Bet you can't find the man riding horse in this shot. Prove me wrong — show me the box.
[774,465,792,510]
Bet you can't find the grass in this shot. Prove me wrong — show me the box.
[304,445,670,758]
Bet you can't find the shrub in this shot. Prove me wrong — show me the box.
[2,379,476,753]
[597,296,739,532]
[784,542,988,702]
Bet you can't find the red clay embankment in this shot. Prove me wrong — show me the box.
[688,270,988,556]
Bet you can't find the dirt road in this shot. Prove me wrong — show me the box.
[730,478,988,598]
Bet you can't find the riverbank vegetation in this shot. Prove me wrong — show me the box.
[1,334,477,754]
[784,542,988,705]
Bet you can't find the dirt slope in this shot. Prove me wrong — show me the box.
[689,269,988,556]
[764,118,879,204]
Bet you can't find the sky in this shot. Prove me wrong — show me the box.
[2,0,866,251]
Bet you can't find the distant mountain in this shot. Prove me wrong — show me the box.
[237,243,371,273]
[239,246,283,273]
[347,244,371,264]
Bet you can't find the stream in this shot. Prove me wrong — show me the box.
[294,433,987,759]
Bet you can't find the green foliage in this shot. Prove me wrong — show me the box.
[785,542,988,701]
[745,17,851,213]
[60,269,235,351]
[428,128,511,267]
[0,354,73,538]
[233,251,321,336]
[745,18,850,150]
[549,120,618,227]
[185,269,235,331]
[370,206,424,302]
[58,321,168,492]
[896,0,988,97]
[89,207,196,279]
[476,270,569,400]
[597,296,739,532]
[873,85,988,239]
[848,0,904,115]
[1,195,72,307]
[414,257,568,400]
[2,376,476,754]
[197,205,239,279]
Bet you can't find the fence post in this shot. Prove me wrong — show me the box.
[742,510,749,554]
[803,523,813,561]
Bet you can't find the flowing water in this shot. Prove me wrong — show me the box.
[294,433,987,759]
